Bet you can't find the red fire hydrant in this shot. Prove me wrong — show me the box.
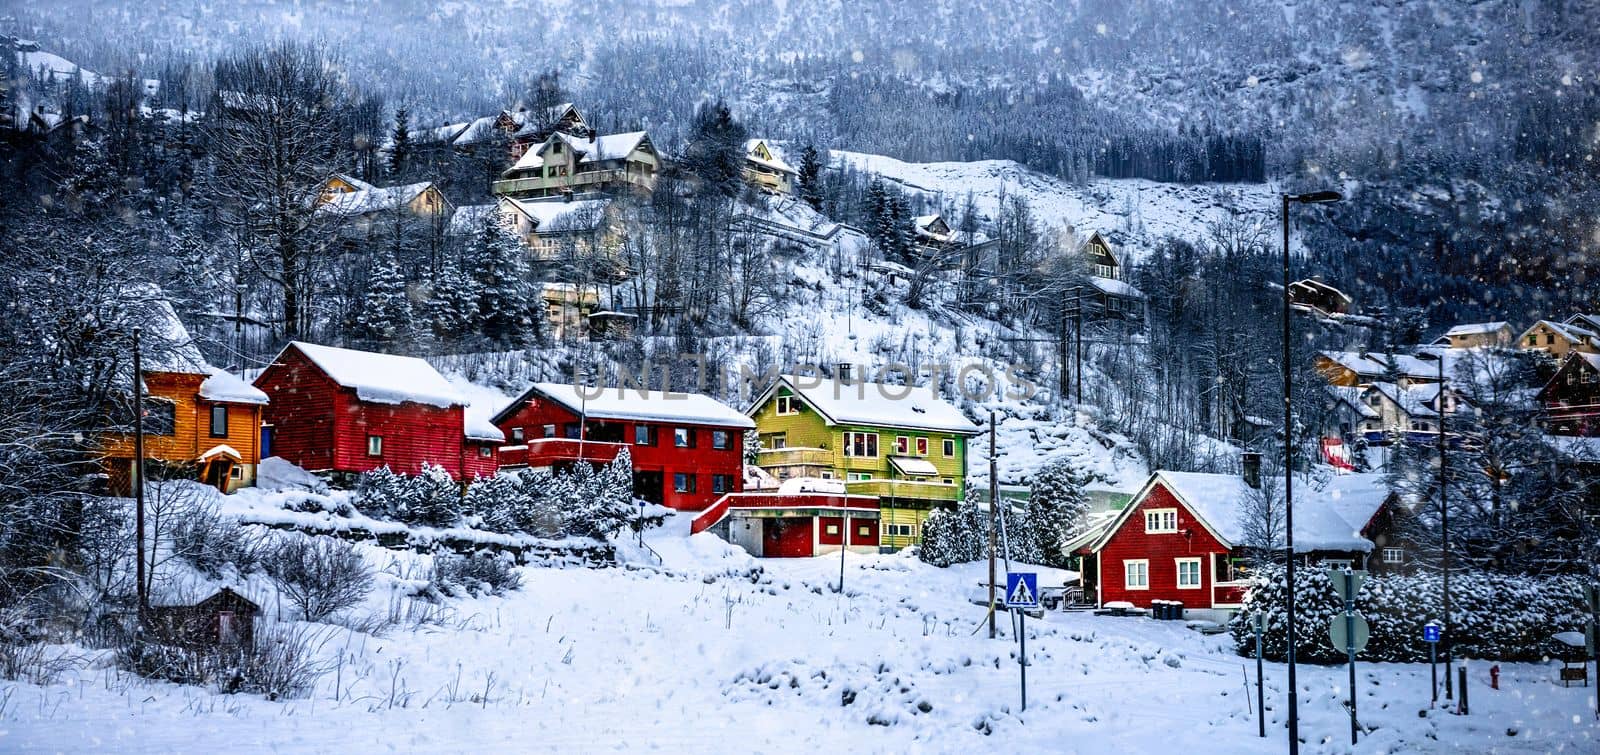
[1490,664,1500,690]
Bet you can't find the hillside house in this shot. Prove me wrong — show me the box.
[1566,313,1600,334]
[409,103,592,161]
[746,375,980,550]
[1314,351,1442,388]
[252,342,501,480]
[494,130,660,198]
[743,139,797,194]
[492,383,753,511]
[1517,320,1599,359]
[1077,231,1146,322]
[1288,278,1352,318]
[1537,352,1600,436]
[100,299,269,494]
[1438,321,1515,349]
[1356,381,1472,445]
[498,196,622,270]
[313,174,452,236]
[1078,460,1401,612]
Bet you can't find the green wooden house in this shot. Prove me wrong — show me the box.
[746,375,980,550]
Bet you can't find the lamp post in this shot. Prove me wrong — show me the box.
[1281,189,1341,755]
[1416,349,1452,699]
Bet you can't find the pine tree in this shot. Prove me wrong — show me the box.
[474,215,537,347]
[681,99,748,196]
[1027,458,1096,567]
[427,254,482,346]
[388,106,412,178]
[402,463,462,527]
[797,143,825,211]
[354,248,414,347]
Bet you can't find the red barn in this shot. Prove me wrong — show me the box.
[493,383,753,510]
[1080,460,1393,614]
[253,342,501,479]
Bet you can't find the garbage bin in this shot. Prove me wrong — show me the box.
[1153,600,1168,620]
[1172,601,1184,621]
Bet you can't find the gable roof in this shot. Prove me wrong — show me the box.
[1288,278,1352,305]
[1520,319,1597,346]
[500,196,611,234]
[140,295,212,375]
[510,130,651,173]
[1445,321,1511,337]
[492,383,754,429]
[1089,275,1146,300]
[446,203,500,236]
[1325,385,1378,419]
[317,181,442,217]
[1536,351,1600,401]
[269,342,464,409]
[1564,313,1600,332]
[746,375,980,435]
[744,139,796,174]
[199,368,270,405]
[1090,471,1387,554]
[1074,230,1119,265]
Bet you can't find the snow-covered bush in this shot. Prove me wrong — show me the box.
[262,537,373,622]
[1230,564,1593,663]
[432,552,522,597]
[354,466,415,518]
[354,464,462,527]
[171,509,267,578]
[919,488,1043,567]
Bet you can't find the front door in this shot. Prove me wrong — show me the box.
[633,471,664,504]
[260,426,274,458]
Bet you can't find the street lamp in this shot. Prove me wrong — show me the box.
[1281,189,1341,755]
[1415,349,1452,699]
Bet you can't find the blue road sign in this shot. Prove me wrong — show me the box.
[1005,572,1039,608]
[1423,622,1441,643]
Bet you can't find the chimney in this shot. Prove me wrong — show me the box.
[1241,452,1262,489]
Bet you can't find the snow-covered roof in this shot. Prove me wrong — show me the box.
[1325,385,1378,419]
[1112,471,1384,553]
[510,131,649,172]
[200,368,269,405]
[1521,319,1597,346]
[1368,381,1444,419]
[496,383,755,429]
[317,181,437,217]
[1318,351,1389,378]
[1445,321,1510,337]
[1088,275,1146,300]
[446,203,501,236]
[198,444,243,462]
[451,115,502,146]
[329,173,377,193]
[911,214,952,243]
[464,412,506,443]
[502,196,611,234]
[276,342,464,408]
[751,375,980,435]
[744,139,796,174]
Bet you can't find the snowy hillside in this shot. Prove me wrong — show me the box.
[836,151,1279,264]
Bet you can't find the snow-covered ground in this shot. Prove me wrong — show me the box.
[4,517,1594,753]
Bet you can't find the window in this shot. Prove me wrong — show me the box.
[820,470,834,479]
[1176,558,1202,589]
[712,430,731,449]
[1527,335,1538,347]
[858,525,870,537]
[916,437,929,456]
[229,465,243,479]
[1546,333,1556,345]
[764,433,787,449]
[673,473,697,493]
[711,474,732,493]
[209,405,228,437]
[511,427,525,443]
[634,425,654,445]
[1123,560,1149,590]
[844,432,878,457]
[1382,547,1404,564]
[942,477,954,485]
[141,399,176,436]
[943,439,956,457]
[1094,263,1115,278]
[1366,393,1381,407]
[1144,508,1178,534]
[367,435,383,456]
[887,524,914,537]
[825,524,840,535]
[776,395,798,415]
[564,423,582,440]
[543,424,557,438]
[674,428,695,448]
[847,472,873,481]
[1323,559,1354,571]
[551,141,562,154]
[1214,554,1247,583]
[478,446,492,458]
[894,436,910,455]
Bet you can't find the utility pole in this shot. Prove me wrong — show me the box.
[132,327,148,622]
[1438,354,1453,699]
[988,410,998,640]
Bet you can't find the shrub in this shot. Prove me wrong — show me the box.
[171,509,267,577]
[354,464,462,527]
[118,622,330,699]
[919,488,1042,567]
[262,536,373,622]
[431,552,522,597]
[1230,565,1593,663]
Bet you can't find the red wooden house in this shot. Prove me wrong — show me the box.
[493,383,754,511]
[1537,352,1600,436]
[1079,459,1395,613]
[253,342,502,480]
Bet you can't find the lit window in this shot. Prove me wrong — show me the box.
[1176,558,1202,589]
[367,435,383,456]
[857,525,870,537]
[843,432,878,457]
[1144,508,1178,534]
[825,524,840,535]
[916,437,929,456]
[1124,560,1149,590]
[776,395,798,415]
[895,436,909,455]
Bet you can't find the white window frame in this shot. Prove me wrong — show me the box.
[843,431,879,458]
[1175,557,1202,590]
[1323,559,1354,571]
[825,524,840,535]
[775,395,798,415]
[942,438,956,457]
[846,471,872,481]
[1144,508,1178,534]
[1123,559,1149,590]
[916,437,929,456]
[1382,547,1404,564]
[366,435,383,457]
[895,435,910,455]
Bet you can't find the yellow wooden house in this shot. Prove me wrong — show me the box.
[743,139,796,194]
[101,300,269,494]
[1517,319,1599,359]
[745,375,980,550]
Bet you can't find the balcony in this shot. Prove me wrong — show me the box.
[500,438,623,468]
[492,169,655,198]
[845,478,962,503]
[754,447,833,468]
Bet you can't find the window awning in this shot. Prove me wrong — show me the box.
[889,456,939,477]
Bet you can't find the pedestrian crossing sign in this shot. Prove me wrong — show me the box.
[1005,572,1039,608]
